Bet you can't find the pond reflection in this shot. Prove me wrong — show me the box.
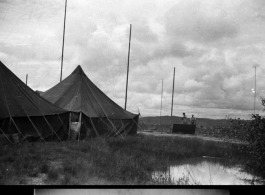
[152,157,259,185]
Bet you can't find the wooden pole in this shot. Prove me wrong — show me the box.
[125,24,132,110]
[171,67,175,126]
[26,74,28,85]
[254,65,257,114]
[160,79,163,127]
[60,0,67,82]
[252,64,259,114]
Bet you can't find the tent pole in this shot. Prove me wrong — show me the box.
[26,74,28,85]
[125,24,132,110]
[254,65,257,114]
[254,65,256,114]
[60,0,67,82]
[253,64,259,114]
[171,67,175,127]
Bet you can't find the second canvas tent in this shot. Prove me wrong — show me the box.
[41,65,139,139]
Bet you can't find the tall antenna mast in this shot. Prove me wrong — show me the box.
[253,64,258,114]
[160,79,163,126]
[171,67,175,126]
[125,24,132,110]
[60,0,67,82]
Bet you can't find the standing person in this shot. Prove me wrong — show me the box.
[182,113,187,124]
[190,115,196,125]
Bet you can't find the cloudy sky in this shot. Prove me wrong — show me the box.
[1,0,265,119]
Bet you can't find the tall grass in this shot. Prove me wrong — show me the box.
[0,134,241,185]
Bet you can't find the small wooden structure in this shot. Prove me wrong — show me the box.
[172,124,196,134]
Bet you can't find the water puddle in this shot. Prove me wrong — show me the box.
[152,157,260,185]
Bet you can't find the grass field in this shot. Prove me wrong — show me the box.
[0,132,244,185]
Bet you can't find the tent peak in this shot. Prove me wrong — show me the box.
[71,65,85,75]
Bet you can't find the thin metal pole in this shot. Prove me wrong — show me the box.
[160,79,163,126]
[254,65,257,114]
[26,74,28,85]
[171,67,175,126]
[125,24,132,110]
[60,0,67,82]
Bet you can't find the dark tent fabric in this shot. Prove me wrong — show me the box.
[41,65,139,138]
[0,61,70,142]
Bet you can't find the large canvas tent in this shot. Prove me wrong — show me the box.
[0,61,70,142]
[41,65,139,138]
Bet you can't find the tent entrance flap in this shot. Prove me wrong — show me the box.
[69,112,83,140]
